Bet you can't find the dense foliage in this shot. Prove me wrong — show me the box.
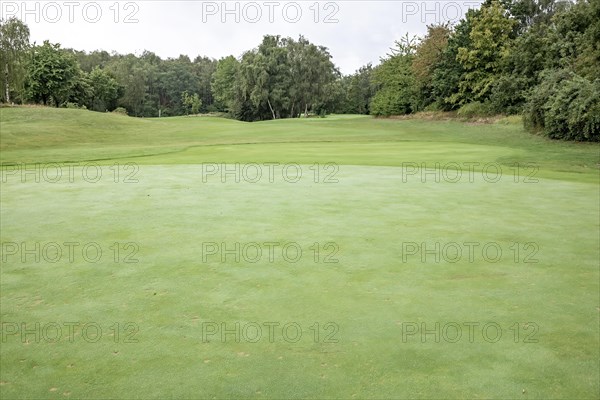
[0,0,598,140]
[346,0,598,141]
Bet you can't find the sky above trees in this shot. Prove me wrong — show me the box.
[0,0,482,74]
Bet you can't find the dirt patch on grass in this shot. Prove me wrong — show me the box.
[379,111,521,125]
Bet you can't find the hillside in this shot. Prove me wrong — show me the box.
[1,107,598,183]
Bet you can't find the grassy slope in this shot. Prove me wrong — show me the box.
[1,107,598,182]
[0,107,599,399]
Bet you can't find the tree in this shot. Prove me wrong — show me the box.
[456,0,516,103]
[244,35,290,120]
[430,9,478,109]
[216,35,339,121]
[193,56,217,112]
[211,55,240,113]
[155,56,198,116]
[0,17,30,103]
[547,0,600,80]
[71,49,113,73]
[25,41,79,106]
[106,54,151,117]
[285,36,338,117]
[370,34,418,116]
[498,0,565,34]
[181,91,201,115]
[575,0,600,81]
[343,64,376,114]
[67,71,93,107]
[412,24,451,110]
[87,67,120,111]
[520,0,600,140]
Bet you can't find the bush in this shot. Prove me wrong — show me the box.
[488,75,530,115]
[456,102,493,118]
[370,87,414,116]
[63,102,86,109]
[548,77,599,141]
[205,104,220,113]
[423,102,441,112]
[524,70,599,141]
[112,107,128,116]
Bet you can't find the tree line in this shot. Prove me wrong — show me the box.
[1,0,598,140]
[334,0,598,141]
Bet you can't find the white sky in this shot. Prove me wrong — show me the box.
[2,0,483,74]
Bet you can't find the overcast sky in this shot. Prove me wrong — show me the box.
[2,0,483,74]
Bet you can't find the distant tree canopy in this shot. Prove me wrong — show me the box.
[212,35,338,121]
[0,0,598,140]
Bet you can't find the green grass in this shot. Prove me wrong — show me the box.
[1,107,599,399]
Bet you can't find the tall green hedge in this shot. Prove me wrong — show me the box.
[524,70,599,141]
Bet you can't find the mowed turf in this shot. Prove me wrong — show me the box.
[0,107,599,399]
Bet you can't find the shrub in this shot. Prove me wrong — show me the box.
[456,101,493,118]
[423,102,441,112]
[370,87,414,116]
[112,107,128,116]
[524,69,599,141]
[488,75,530,115]
[63,102,86,109]
[546,77,599,141]
[205,104,220,113]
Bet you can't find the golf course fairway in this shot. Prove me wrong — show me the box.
[1,107,598,398]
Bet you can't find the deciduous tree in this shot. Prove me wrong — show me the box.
[0,17,30,103]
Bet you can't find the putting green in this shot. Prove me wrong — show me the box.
[0,108,598,398]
